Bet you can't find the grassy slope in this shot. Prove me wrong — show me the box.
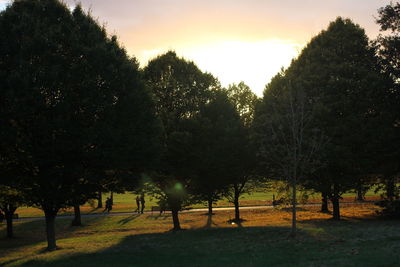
[1,204,399,266]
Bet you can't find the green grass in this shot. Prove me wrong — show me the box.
[14,185,382,219]
[1,204,399,266]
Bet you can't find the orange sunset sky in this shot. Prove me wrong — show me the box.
[0,0,392,95]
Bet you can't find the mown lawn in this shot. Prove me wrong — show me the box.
[1,203,399,266]
[14,186,382,218]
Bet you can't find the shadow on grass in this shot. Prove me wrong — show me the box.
[0,215,109,253]
[19,226,300,267]
[86,207,101,214]
[147,213,169,221]
[0,219,49,251]
[118,214,140,225]
[13,218,400,267]
[279,207,308,212]
[203,214,217,228]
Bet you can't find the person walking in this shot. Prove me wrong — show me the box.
[140,193,145,214]
[136,195,141,214]
[104,197,112,213]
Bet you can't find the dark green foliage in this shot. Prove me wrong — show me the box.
[0,0,159,249]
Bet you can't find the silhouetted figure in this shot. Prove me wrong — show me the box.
[104,197,112,213]
[158,198,168,215]
[136,196,141,213]
[0,211,4,223]
[140,193,145,214]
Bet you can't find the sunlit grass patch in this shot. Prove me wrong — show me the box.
[1,203,399,266]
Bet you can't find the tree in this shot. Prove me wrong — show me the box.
[143,51,219,230]
[190,91,243,215]
[276,17,390,221]
[0,0,159,250]
[254,74,326,236]
[0,186,24,238]
[224,82,259,222]
[374,2,400,202]
[255,17,390,226]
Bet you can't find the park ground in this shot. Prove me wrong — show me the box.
[1,200,399,266]
[12,188,381,218]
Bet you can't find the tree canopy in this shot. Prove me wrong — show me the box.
[255,17,391,222]
[0,0,159,250]
[143,51,219,230]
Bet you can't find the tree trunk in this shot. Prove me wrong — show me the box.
[110,191,114,205]
[97,191,103,209]
[387,177,395,201]
[234,184,240,221]
[5,210,14,238]
[330,183,341,220]
[171,208,181,231]
[71,205,82,226]
[207,198,213,215]
[44,210,57,251]
[4,205,16,238]
[291,180,297,237]
[356,180,364,202]
[357,188,364,202]
[331,197,340,220]
[321,192,329,213]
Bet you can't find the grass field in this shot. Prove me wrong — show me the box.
[14,186,382,218]
[1,202,399,266]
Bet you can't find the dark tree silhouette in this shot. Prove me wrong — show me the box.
[144,51,219,230]
[224,82,258,222]
[254,75,326,236]
[255,17,390,223]
[191,91,243,215]
[0,186,24,238]
[0,0,159,250]
[374,2,400,202]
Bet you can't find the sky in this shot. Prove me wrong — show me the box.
[0,0,393,95]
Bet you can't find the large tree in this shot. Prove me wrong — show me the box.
[0,0,159,250]
[374,2,400,201]
[254,74,326,235]
[256,17,391,222]
[143,51,218,230]
[224,82,258,222]
[190,91,243,215]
